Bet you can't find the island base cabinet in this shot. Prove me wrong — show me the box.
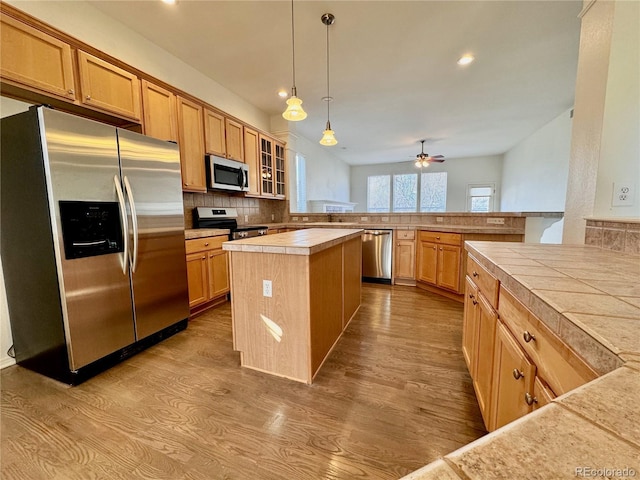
[229,233,362,384]
[472,292,497,428]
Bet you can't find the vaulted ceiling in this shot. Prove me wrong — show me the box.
[90,0,582,166]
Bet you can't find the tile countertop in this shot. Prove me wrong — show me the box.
[185,228,229,239]
[266,222,525,235]
[402,242,640,480]
[222,228,363,256]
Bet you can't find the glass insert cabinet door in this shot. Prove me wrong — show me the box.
[260,136,273,196]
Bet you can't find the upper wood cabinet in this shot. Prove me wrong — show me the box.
[141,80,177,142]
[0,15,76,102]
[177,96,206,192]
[274,141,286,198]
[243,126,261,196]
[204,109,245,162]
[259,134,274,197]
[77,50,141,122]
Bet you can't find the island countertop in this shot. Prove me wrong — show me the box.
[222,228,363,255]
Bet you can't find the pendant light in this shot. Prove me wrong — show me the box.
[282,0,307,121]
[319,13,337,146]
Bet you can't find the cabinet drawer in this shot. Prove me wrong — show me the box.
[467,255,499,309]
[498,286,597,396]
[185,236,226,254]
[419,231,461,246]
[396,229,415,240]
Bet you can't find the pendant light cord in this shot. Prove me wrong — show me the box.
[326,18,331,127]
[290,0,297,93]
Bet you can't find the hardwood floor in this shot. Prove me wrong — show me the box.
[1,284,486,479]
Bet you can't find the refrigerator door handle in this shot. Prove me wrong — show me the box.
[123,175,139,273]
[114,175,129,275]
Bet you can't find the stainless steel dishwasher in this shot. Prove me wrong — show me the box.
[362,229,392,284]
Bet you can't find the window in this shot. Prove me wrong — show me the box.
[367,175,391,212]
[393,174,417,212]
[420,172,447,212]
[294,153,306,212]
[467,184,495,212]
[366,172,448,213]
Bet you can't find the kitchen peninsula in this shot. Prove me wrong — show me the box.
[223,228,363,384]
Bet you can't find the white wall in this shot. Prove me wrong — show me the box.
[6,0,270,131]
[350,155,503,213]
[593,0,640,218]
[501,108,573,212]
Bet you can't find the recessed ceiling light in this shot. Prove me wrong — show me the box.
[457,54,475,66]
[278,90,288,98]
[162,0,176,5]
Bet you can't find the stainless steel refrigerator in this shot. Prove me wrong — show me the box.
[1,106,189,384]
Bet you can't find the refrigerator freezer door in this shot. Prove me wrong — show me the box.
[41,108,136,370]
[117,129,189,340]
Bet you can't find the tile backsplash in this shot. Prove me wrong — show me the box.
[183,192,287,228]
[585,219,640,254]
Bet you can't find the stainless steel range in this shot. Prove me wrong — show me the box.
[193,207,268,239]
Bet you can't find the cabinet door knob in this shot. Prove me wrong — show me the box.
[204,242,209,246]
[472,300,478,305]
[86,95,91,100]
[523,331,536,343]
[512,369,524,380]
[436,236,440,240]
[201,256,206,260]
[524,392,538,405]
[472,271,479,277]
[68,89,75,95]
[439,247,443,251]
[433,246,436,250]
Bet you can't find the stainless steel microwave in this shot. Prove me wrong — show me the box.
[207,155,248,192]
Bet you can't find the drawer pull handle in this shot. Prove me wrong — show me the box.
[524,393,538,406]
[204,242,209,246]
[523,331,536,343]
[472,271,479,277]
[512,369,524,380]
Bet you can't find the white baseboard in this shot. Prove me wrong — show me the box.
[0,355,16,369]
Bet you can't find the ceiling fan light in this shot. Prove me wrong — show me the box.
[414,159,422,168]
[320,128,338,146]
[282,95,307,121]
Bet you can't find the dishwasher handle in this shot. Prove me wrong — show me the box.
[363,230,392,236]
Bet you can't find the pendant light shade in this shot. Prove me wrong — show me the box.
[319,13,337,146]
[282,0,307,121]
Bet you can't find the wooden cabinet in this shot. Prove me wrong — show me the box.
[185,236,229,311]
[393,229,416,285]
[243,126,261,196]
[141,80,177,142]
[416,231,462,293]
[258,135,286,199]
[490,323,536,431]
[204,109,245,162]
[177,96,206,192]
[0,15,76,102]
[77,50,141,121]
[463,255,599,432]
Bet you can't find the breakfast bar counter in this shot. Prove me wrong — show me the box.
[223,229,363,383]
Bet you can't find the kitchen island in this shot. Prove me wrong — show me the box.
[223,228,363,384]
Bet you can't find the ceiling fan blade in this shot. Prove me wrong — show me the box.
[429,158,445,163]
[431,155,445,159]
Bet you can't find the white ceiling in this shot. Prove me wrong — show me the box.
[90,0,582,166]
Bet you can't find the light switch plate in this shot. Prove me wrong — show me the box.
[612,182,634,206]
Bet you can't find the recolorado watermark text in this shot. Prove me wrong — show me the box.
[575,466,636,478]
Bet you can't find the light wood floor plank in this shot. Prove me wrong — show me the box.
[1,284,486,479]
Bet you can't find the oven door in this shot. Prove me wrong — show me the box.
[207,155,248,192]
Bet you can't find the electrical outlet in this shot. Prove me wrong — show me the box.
[436,217,444,223]
[612,182,634,206]
[244,215,248,222]
[263,280,272,298]
[381,216,389,222]
[487,218,505,225]
[302,216,309,221]
[292,216,299,221]
[361,216,369,221]
[271,213,275,221]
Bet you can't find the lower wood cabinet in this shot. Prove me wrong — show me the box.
[416,231,462,295]
[393,229,416,285]
[185,236,229,311]
[463,259,599,432]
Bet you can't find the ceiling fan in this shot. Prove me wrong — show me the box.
[414,140,445,167]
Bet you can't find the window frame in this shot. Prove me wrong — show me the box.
[466,183,496,213]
